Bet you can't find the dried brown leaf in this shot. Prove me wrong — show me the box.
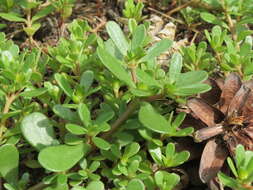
[227,85,250,117]
[219,73,241,114]
[187,98,224,127]
[199,139,228,183]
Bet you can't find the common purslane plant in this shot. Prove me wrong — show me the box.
[0,0,253,189]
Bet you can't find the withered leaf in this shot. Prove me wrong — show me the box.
[219,73,241,114]
[199,139,228,183]
[187,98,224,127]
[227,85,250,117]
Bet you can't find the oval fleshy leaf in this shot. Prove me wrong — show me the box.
[38,143,90,172]
[139,103,170,133]
[0,144,19,186]
[21,112,56,150]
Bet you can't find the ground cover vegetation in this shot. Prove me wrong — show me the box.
[0,0,253,189]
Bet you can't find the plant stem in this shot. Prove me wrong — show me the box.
[167,0,199,15]
[27,182,49,190]
[101,99,139,140]
[0,93,18,141]
[101,94,165,140]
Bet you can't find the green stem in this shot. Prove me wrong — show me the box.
[0,93,17,141]
[27,182,48,190]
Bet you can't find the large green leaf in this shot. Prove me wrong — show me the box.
[21,112,56,150]
[106,21,129,56]
[0,144,19,186]
[173,83,211,96]
[126,179,145,190]
[140,39,172,62]
[38,143,90,172]
[175,71,208,87]
[97,47,135,88]
[0,12,26,22]
[86,181,104,190]
[139,103,170,133]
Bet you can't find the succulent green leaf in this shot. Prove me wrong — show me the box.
[19,88,47,98]
[92,137,111,150]
[106,21,129,56]
[65,123,87,135]
[86,181,104,190]
[53,105,79,123]
[0,144,19,186]
[38,143,90,172]
[97,47,135,88]
[140,39,172,62]
[55,73,73,97]
[168,53,182,84]
[78,103,91,127]
[80,70,94,92]
[0,12,26,22]
[131,24,146,50]
[175,71,208,87]
[126,179,145,190]
[139,103,170,133]
[21,112,56,150]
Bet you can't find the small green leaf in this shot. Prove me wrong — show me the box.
[78,103,91,127]
[235,144,245,169]
[122,142,140,160]
[31,5,54,22]
[65,123,87,135]
[218,172,239,189]
[136,68,161,87]
[169,53,182,84]
[53,105,79,123]
[131,24,146,50]
[19,88,47,98]
[97,47,135,88]
[55,73,73,97]
[139,103,170,133]
[0,12,26,22]
[92,137,111,150]
[173,151,190,166]
[172,112,186,128]
[86,181,104,190]
[38,143,90,172]
[80,70,94,92]
[165,143,175,159]
[21,112,56,150]
[227,157,238,178]
[0,144,19,186]
[126,179,145,190]
[140,39,173,62]
[106,21,129,56]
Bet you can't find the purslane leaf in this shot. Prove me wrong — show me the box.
[139,103,170,133]
[97,47,135,88]
[0,144,19,187]
[140,39,173,62]
[106,21,129,56]
[21,112,56,150]
[38,143,90,172]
